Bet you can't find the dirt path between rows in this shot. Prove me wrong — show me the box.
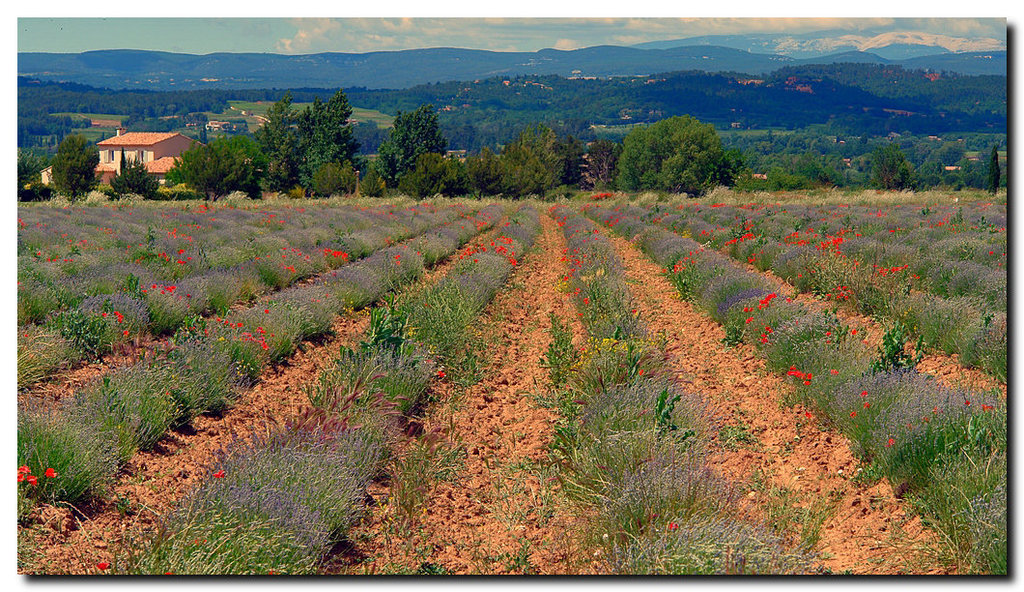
[337,213,592,575]
[18,229,499,575]
[602,230,938,575]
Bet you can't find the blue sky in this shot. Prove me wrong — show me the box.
[17,16,1007,55]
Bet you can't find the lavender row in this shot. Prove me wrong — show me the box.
[17,206,503,526]
[17,204,475,389]
[550,205,815,574]
[632,201,1007,382]
[114,206,538,574]
[585,204,1006,574]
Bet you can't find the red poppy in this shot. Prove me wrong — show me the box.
[668,522,679,531]
[27,475,37,486]
[437,370,446,378]
[850,411,857,418]
[44,468,57,478]
[212,470,226,479]
[97,562,110,571]
[885,438,895,447]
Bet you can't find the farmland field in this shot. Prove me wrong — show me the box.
[16,192,1006,575]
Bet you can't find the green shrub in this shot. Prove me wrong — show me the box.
[359,167,386,197]
[73,369,180,462]
[312,161,357,197]
[18,325,78,389]
[17,408,118,522]
[51,308,113,359]
[542,312,577,389]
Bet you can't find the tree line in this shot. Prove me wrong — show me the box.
[21,87,1006,202]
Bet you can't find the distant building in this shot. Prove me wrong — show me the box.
[94,129,198,185]
[205,120,234,132]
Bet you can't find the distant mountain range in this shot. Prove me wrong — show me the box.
[18,43,1006,91]
[631,30,1006,60]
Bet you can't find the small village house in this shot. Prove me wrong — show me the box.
[41,129,199,186]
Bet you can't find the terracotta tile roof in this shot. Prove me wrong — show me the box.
[96,132,183,147]
[95,162,118,172]
[145,157,178,174]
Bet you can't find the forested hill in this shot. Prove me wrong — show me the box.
[344,64,1005,139]
[18,62,1006,153]
[18,45,1006,91]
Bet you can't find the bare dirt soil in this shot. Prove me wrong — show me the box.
[337,213,594,575]
[602,231,939,575]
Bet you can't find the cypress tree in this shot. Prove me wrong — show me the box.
[987,144,1001,194]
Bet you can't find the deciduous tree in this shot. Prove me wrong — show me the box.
[466,147,504,197]
[312,161,358,197]
[255,92,301,193]
[376,104,447,186]
[297,90,359,190]
[397,153,468,198]
[166,136,266,200]
[616,116,736,196]
[500,124,561,198]
[871,143,916,191]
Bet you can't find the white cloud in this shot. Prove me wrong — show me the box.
[275,18,343,54]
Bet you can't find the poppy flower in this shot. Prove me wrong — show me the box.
[668,522,679,531]
[437,370,446,378]
[212,470,226,479]
[97,562,110,571]
[44,468,57,478]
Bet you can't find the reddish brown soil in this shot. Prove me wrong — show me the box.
[17,229,497,575]
[603,231,937,575]
[337,213,593,575]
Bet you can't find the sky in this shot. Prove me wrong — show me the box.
[16,14,1008,55]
